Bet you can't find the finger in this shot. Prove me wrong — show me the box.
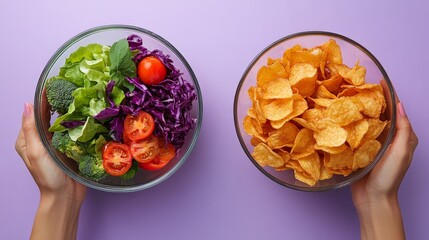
[388,102,414,165]
[15,128,30,167]
[410,129,419,152]
[21,103,45,164]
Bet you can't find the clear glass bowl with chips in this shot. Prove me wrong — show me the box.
[234,31,396,191]
[34,25,203,192]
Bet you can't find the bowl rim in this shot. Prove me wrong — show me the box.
[233,31,397,192]
[34,24,203,193]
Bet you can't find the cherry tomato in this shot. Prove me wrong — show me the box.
[156,138,176,162]
[122,130,131,144]
[124,111,155,141]
[102,142,132,176]
[130,135,159,163]
[139,138,176,171]
[137,56,167,85]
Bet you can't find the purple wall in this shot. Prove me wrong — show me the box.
[1,1,428,239]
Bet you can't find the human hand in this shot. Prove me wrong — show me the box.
[15,103,87,240]
[351,101,418,240]
[15,102,87,202]
[351,101,418,207]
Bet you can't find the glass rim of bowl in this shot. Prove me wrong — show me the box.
[233,30,396,192]
[34,24,203,193]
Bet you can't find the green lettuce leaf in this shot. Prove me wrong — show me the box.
[68,117,108,142]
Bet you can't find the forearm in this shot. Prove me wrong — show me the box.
[356,196,405,240]
[31,193,82,240]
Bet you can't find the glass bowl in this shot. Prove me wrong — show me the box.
[234,31,396,191]
[35,25,203,192]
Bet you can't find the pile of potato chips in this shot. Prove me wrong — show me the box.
[244,39,388,186]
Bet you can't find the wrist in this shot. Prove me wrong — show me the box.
[355,192,398,212]
[39,192,83,215]
[355,194,405,240]
[31,192,83,240]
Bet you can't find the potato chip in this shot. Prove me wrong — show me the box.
[324,97,363,126]
[251,143,285,168]
[274,152,290,171]
[344,119,369,150]
[318,74,343,93]
[314,143,347,154]
[295,170,317,186]
[250,137,263,146]
[338,87,359,97]
[278,148,291,160]
[343,62,366,86]
[289,63,317,96]
[314,125,347,147]
[291,128,315,154]
[324,147,354,176]
[291,118,318,131]
[267,57,277,66]
[353,140,381,170]
[348,96,365,112]
[296,151,321,181]
[290,48,323,68]
[320,39,342,64]
[256,66,276,87]
[320,165,334,180]
[260,98,294,121]
[302,108,324,122]
[252,116,273,135]
[317,85,337,99]
[268,61,287,78]
[247,107,257,119]
[291,151,314,160]
[243,116,266,142]
[302,108,333,130]
[353,91,383,118]
[310,97,335,108]
[248,87,267,124]
[267,122,299,149]
[319,50,328,79]
[270,94,308,129]
[282,45,302,75]
[360,118,388,143]
[285,159,303,171]
[341,83,382,91]
[258,78,293,99]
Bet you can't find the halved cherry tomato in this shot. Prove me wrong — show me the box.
[130,135,159,163]
[138,157,168,171]
[137,56,167,85]
[122,130,131,144]
[139,138,176,171]
[124,111,155,141]
[156,138,176,162]
[102,142,132,176]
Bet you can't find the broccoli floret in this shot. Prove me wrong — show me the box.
[46,79,78,114]
[78,155,107,181]
[52,131,87,162]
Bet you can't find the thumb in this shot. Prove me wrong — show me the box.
[21,103,45,163]
[387,102,417,168]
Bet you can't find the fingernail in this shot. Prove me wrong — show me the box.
[24,103,31,118]
[398,102,407,117]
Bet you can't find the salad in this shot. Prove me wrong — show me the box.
[46,34,197,181]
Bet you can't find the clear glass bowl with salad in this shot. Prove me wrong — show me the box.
[35,25,203,192]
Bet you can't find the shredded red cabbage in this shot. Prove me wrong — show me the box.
[60,120,86,129]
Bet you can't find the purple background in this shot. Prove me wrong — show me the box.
[1,1,428,239]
